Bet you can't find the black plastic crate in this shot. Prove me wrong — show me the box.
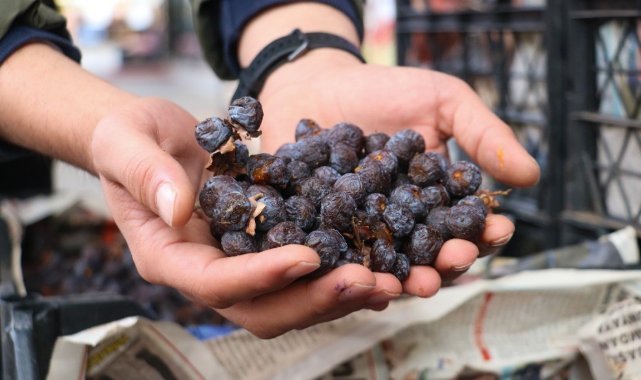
[396,0,565,256]
[564,0,641,243]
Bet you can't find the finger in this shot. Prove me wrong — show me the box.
[433,238,479,282]
[92,99,207,228]
[432,72,540,187]
[222,266,402,338]
[477,213,515,257]
[402,265,442,298]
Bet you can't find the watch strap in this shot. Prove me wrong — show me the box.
[232,29,365,101]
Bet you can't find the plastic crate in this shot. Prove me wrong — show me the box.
[396,0,565,256]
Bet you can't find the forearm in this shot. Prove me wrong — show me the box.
[0,43,137,173]
[237,3,364,151]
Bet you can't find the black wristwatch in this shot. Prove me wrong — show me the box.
[232,28,365,102]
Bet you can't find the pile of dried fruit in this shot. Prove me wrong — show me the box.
[195,97,505,282]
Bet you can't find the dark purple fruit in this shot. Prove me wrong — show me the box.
[295,177,332,207]
[384,129,425,164]
[329,143,359,174]
[305,228,348,274]
[355,160,390,194]
[408,152,448,187]
[326,122,365,152]
[445,161,482,197]
[363,193,387,217]
[211,192,253,232]
[391,253,411,282]
[228,96,263,136]
[320,192,357,232]
[333,173,366,205]
[313,166,341,186]
[370,239,397,273]
[445,204,485,241]
[405,224,443,266]
[457,195,488,216]
[199,175,243,217]
[364,132,390,154]
[221,231,256,256]
[285,196,317,232]
[389,184,428,219]
[425,206,452,240]
[361,150,398,177]
[382,203,415,238]
[295,118,323,141]
[195,117,234,153]
[261,221,307,250]
[422,184,450,210]
[247,153,290,189]
[337,248,363,266]
[286,160,311,188]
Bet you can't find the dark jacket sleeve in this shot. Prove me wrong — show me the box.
[190,0,365,80]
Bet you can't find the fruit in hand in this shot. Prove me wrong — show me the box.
[195,97,508,282]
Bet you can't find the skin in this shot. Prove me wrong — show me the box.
[0,3,539,339]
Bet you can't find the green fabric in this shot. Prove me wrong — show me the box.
[0,0,71,41]
[190,0,364,80]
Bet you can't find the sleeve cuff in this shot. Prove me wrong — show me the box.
[0,25,81,65]
[219,0,363,78]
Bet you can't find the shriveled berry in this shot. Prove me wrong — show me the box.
[262,221,307,250]
[329,143,359,174]
[370,239,397,273]
[247,153,290,189]
[285,196,318,232]
[295,118,323,141]
[384,129,425,164]
[287,160,311,188]
[313,166,341,186]
[295,177,332,207]
[425,206,452,240]
[253,192,287,233]
[361,150,398,177]
[393,173,412,189]
[445,204,485,241]
[408,152,447,187]
[333,173,366,205]
[211,192,253,232]
[457,195,488,216]
[422,184,450,210]
[293,135,330,168]
[326,122,365,152]
[446,161,482,197]
[391,253,411,282]
[382,203,415,238]
[195,117,234,153]
[364,132,390,154]
[305,228,348,274]
[355,160,390,194]
[320,192,357,232]
[199,175,243,217]
[364,193,387,217]
[337,248,363,266]
[228,96,263,136]
[405,224,443,266]
[245,184,281,199]
[221,231,256,256]
[389,184,428,219]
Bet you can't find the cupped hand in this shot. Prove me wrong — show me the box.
[90,97,400,338]
[258,55,541,292]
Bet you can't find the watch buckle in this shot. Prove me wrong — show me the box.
[287,29,310,61]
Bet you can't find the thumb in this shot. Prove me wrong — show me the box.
[91,101,206,227]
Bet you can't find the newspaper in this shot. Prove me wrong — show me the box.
[47,269,641,380]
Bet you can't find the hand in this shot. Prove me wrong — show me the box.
[258,52,541,291]
[90,97,401,338]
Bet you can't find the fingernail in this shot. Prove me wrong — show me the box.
[451,263,472,272]
[490,233,513,247]
[338,282,375,302]
[366,290,401,305]
[156,182,176,226]
[285,261,320,279]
